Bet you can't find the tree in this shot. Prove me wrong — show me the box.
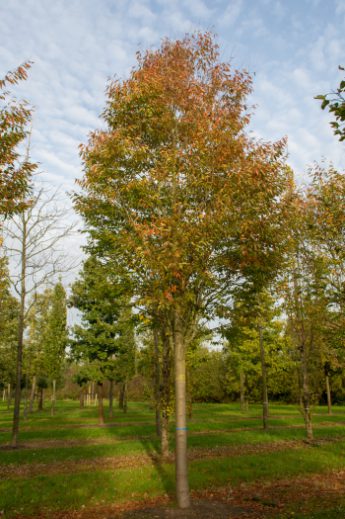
[305,165,345,414]
[4,187,75,447]
[44,282,67,415]
[75,33,294,508]
[223,286,289,429]
[70,254,135,425]
[0,63,35,217]
[0,263,19,403]
[280,192,327,440]
[316,66,345,142]
[26,282,68,416]
[0,63,36,295]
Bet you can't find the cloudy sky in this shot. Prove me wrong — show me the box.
[1,0,344,194]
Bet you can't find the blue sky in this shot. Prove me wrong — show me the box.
[1,0,344,191]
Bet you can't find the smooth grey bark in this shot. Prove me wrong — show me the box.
[173,310,190,509]
[258,325,269,430]
[186,371,192,419]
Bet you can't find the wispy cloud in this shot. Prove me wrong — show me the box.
[1,0,344,269]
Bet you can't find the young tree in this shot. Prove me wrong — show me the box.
[70,254,135,425]
[4,187,75,447]
[26,282,68,416]
[0,63,36,302]
[0,264,19,402]
[45,282,68,415]
[75,33,294,508]
[306,166,345,413]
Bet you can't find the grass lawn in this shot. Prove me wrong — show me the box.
[1,399,345,518]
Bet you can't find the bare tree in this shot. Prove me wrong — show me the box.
[4,186,77,447]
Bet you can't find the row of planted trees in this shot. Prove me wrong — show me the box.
[1,33,344,510]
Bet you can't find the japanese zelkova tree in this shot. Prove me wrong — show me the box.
[75,33,293,508]
[0,63,36,294]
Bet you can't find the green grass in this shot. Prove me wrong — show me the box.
[1,438,345,517]
[2,400,345,517]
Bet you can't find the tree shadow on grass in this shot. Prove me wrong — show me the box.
[139,434,174,498]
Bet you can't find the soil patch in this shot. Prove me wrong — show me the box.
[120,499,248,518]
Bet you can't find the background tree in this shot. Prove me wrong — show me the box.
[0,263,19,405]
[26,282,68,415]
[70,254,135,425]
[4,186,75,447]
[44,282,68,416]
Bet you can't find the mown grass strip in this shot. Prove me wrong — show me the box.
[1,438,345,517]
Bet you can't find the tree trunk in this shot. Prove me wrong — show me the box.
[108,380,114,419]
[123,381,128,413]
[87,384,91,406]
[119,381,128,413]
[51,379,56,417]
[29,376,36,413]
[173,310,190,509]
[12,317,24,445]
[97,383,105,425]
[186,371,192,419]
[326,374,332,416]
[11,286,25,446]
[239,371,246,412]
[259,325,269,430]
[7,383,11,410]
[91,382,95,405]
[301,342,313,440]
[38,387,44,411]
[161,327,172,460]
[23,379,29,419]
[118,382,124,409]
[79,388,85,408]
[153,328,161,437]
[11,214,27,448]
